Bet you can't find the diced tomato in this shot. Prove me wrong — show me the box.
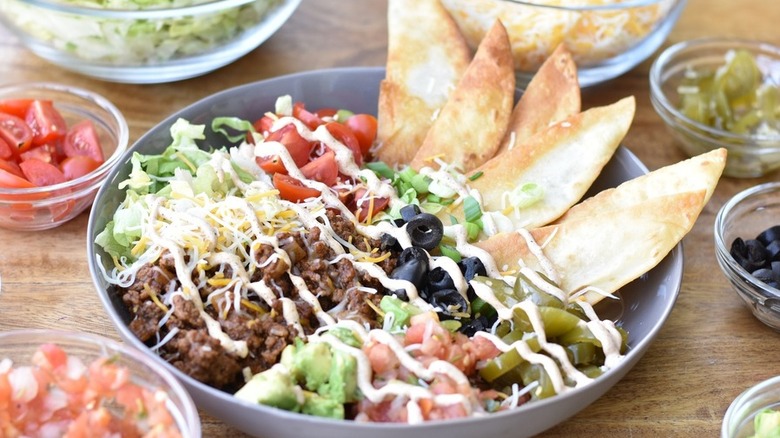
[60,155,102,180]
[0,159,23,178]
[32,343,68,370]
[256,155,288,175]
[0,166,34,189]
[325,122,363,166]
[293,102,325,130]
[20,143,59,165]
[0,113,33,153]
[315,108,338,119]
[0,137,14,160]
[253,115,275,134]
[345,114,378,156]
[26,100,67,146]
[352,188,390,222]
[0,99,34,119]
[273,173,320,202]
[301,150,338,186]
[264,124,313,168]
[19,158,67,187]
[62,119,104,162]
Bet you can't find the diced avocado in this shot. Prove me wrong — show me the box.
[327,327,362,348]
[318,349,358,404]
[753,409,780,438]
[234,365,301,411]
[288,341,333,390]
[380,295,422,330]
[301,391,345,420]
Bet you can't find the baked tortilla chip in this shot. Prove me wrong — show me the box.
[409,20,515,172]
[476,190,706,304]
[462,96,634,230]
[375,0,472,167]
[495,44,580,156]
[556,148,727,224]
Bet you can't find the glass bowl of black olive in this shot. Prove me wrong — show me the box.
[715,182,780,330]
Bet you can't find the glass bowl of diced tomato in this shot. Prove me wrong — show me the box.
[0,82,128,230]
[0,329,201,436]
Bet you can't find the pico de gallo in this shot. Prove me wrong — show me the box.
[0,343,183,437]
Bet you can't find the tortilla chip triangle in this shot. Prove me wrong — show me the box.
[494,44,580,156]
[374,0,472,167]
[463,96,635,230]
[409,19,515,173]
[474,148,726,304]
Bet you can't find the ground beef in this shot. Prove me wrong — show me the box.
[117,207,403,392]
[165,329,243,390]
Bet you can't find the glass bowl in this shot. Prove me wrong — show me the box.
[723,375,780,438]
[0,82,128,231]
[442,0,687,87]
[0,329,201,436]
[714,182,780,331]
[0,0,302,84]
[650,38,780,178]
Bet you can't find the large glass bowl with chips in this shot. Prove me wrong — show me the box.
[441,0,687,87]
[87,67,685,438]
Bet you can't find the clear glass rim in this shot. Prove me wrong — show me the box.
[722,375,780,437]
[714,181,780,298]
[10,0,262,18]
[650,37,780,144]
[500,0,672,11]
[0,82,128,199]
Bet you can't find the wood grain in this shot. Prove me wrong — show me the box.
[1,0,779,436]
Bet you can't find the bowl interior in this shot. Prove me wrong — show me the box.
[88,67,683,438]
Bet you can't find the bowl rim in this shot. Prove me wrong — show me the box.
[722,374,780,437]
[649,37,780,145]
[0,328,202,436]
[499,0,675,11]
[0,81,129,199]
[7,0,265,18]
[714,181,780,298]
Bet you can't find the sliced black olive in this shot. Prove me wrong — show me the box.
[430,288,469,317]
[427,267,455,292]
[399,204,421,223]
[390,257,427,290]
[405,213,443,250]
[459,315,491,337]
[399,246,429,269]
[752,268,780,289]
[766,239,780,262]
[458,256,487,281]
[731,238,769,272]
[390,289,408,301]
[773,261,780,276]
[379,233,400,252]
[757,225,780,246]
[393,218,405,227]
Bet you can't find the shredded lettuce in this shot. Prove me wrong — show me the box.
[1,0,282,65]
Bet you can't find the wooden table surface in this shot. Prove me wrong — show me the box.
[1,0,779,436]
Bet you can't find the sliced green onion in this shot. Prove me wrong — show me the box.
[463,196,483,223]
[440,198,454,206]
[410,173,432,194]
[509,182,544,209]
[398,166,417,183]
[469,171,484,181]
[335,109,354,121]
[365,161,395,179]
[427,193,442,203]
[439,244,462,262]
[449,214,458,225]
[464,221,481,241]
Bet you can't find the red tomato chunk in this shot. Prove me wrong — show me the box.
[0,99,105,189]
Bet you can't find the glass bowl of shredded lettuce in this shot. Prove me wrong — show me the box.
[0,0,301,83]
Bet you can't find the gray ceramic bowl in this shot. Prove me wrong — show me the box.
[87,67,683,438]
